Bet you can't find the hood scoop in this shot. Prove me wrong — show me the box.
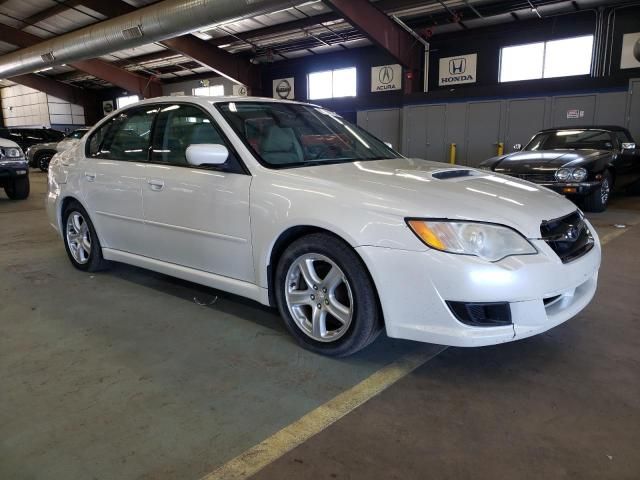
[431,169,478,180]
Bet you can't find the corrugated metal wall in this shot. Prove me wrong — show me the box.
[357,86,636,165]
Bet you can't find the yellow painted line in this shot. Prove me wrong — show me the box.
[200,345,447,480]
[599,227,631,246]
[201,222,632,480]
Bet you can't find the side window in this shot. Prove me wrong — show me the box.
[151,104,233,167]
[615,131,631,147]
[92,107,157,161]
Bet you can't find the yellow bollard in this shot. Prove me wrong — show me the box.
[497,142,504,156]
[449,143,457,164]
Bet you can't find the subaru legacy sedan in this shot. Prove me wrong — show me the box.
[46,97,601,356]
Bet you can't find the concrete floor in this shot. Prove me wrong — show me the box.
[1,173,640,480]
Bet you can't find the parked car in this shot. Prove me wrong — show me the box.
[26,128,91,172]
[0,137,29,199]
[56,128,90,153]
[0,127,65,152]
[480,126,640,212]
[26,142,58,172]
[47,97,601,356]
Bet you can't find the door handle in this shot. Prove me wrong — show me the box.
[147,179,164,191]
[84,172,96,182]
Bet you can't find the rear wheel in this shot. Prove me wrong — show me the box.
[4,176,30,200]
[583,170,611,212]
[36,152,54,172]
[275,233,382,357]
[62,202,109,272]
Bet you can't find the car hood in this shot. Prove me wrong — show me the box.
[485,149,610,173]
[274,157,576,239]
[0,137,20,149]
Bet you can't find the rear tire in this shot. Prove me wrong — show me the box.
[62,201,109,272]
[583,170,611,212]
[275,233,383,357]
[37,152,54,172]
[4,176,30,200]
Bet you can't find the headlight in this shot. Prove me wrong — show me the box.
[407,220,537,262]
[571,167,587,182]
[555,168,572,181]
[4,147,24,158]
[555,167,587,182]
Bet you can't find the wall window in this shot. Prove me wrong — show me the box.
[116,95,140,109]
[193,85,224,96]
[308,67,356,100]
[499,35,593,82]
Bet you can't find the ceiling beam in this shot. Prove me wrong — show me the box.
[11,73,101,124]
[0,23,162,97]
[323,0,422,71]
[161,35,260,92]
[209,12,341,46]
[21,0,85,26]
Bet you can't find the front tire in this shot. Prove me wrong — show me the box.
[4,176,30,200]
[583,170,611,212]
[275,233,383,357]
[62,202,109,272]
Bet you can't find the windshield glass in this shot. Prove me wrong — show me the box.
[68,129,88,139]
[525,129,613,151]
[216,101,400,168]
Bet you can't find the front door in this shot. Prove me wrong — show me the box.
[80,106,156,254]
[141,103,254,282]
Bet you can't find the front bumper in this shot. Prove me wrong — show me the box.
[538,181,601,197]
[356,222,601,347]
[0,162,29,184]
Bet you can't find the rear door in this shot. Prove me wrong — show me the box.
[141,103,254,282]
[79,106,155,254]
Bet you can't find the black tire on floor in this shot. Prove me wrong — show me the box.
[4,176,30,200]
[583,170,612,212]
[62,201,109,272]
[275,233,383,357]
[37,153,53,172]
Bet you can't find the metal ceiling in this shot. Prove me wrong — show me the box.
[0,0,628,90]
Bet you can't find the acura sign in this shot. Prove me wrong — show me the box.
[371,64,402,92]
[438,53,477,86]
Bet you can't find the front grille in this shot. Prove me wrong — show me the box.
[541,210,594,263]
[510,173,556,183]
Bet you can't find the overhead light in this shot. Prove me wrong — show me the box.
[34,67,53,73]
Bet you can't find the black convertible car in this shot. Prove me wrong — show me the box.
[480,126,640,212]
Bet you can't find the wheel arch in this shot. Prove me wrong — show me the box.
[58,196,102,242]
[266,225,383,326]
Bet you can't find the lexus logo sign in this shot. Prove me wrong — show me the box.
[371,64,401,92]
[439,53,477,86]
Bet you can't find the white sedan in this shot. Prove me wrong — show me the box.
[46,96,601,356]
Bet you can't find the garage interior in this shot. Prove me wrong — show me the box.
[1,0,640,479]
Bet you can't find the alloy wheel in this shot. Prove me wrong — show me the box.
[284,253,353,342]
[66,211,91,264]
[601,178,610,205]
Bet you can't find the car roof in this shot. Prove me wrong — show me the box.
[538,125,628,133]
[130,95,316,107]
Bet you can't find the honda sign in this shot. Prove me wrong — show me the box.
[438,53,477,86]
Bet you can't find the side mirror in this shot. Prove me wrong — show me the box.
[513,144,523,151]
[622,142,636,151]
[186,144,229,166]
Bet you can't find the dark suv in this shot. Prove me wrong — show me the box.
[0,127,65,152]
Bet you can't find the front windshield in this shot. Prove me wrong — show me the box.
[525,129,613,151]
[68,129,88,139]
[216,101,401,168]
